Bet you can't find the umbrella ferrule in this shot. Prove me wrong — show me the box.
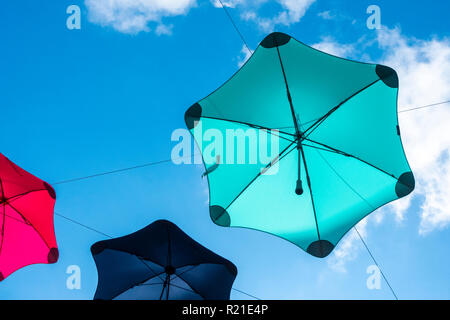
[295,179,303,195]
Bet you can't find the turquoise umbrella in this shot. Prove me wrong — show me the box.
[185,32,414,258]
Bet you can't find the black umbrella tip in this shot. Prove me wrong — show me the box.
[185,103,202,130]
[395,171,415,198]
[376,64,398,88]
[47,247,59,264]
[0,272,4,282]
[261,32,291,49]
[307,240,334,258]
[91,242,107,255]
[43,182,56,199]
[227,262,238,277]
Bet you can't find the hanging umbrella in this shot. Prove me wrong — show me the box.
[185,32,414,258]
[0,153,58,281]
[91,220,237,300]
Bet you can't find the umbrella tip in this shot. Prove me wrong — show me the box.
[376,64,398,88]
[47,247,59,264]
[261,32,291,49]
[395,171,415,198]
[185,103,202,130]
[0,272,4,282]
[43,182,56,199]
[210,205,231,227]
[295,179,303,195]
[307,240,334,258]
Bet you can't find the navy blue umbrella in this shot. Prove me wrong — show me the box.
[91,220,237,300]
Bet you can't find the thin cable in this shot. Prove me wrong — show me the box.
[216,0,253,54]
[52,153,199,186]
[54,211,261,300]
[354,227,399,300]
[232,287,261,300]
[55,212,112,238]
[398,100,450,113]
[52,159,173,185]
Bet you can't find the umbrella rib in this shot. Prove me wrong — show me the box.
[109,271,166,300]
[169,282,203,297]
[6,201,52,249]
[159,274,169,300]
[170,264,200,281]
[299,145,322,251]
[137,257,166,282]
[222,142,296,213]
[198,115,296,138]
[304,138,398,180]
[314,150,375,210]
[173,274,207,299]
[303,79,381,138]
[275,42,301,137]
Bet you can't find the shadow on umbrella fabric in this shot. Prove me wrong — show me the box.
[185,32,415,258]
[0,153,58,282]
[91,220,237,300]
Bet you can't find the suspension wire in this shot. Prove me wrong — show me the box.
[398,100,450,113]
[216,0,253,54]
[354,227,399,300]
[53,159,173,185]
[52,153,199,186]
[54,210,261,300]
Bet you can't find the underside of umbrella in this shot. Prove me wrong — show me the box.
[91,220,237,300]
[185,32,415,258]
[0,154,58,281]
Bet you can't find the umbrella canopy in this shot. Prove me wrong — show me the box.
[0,153,58,281]
[185,32,414,258]
[91,220,237,300]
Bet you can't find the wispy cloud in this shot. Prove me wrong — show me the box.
[85,0,197,34]
[214,0,315,33]
[376,28,450,234]
[312,36,356,57]
[316,27,450,271]
[317,10,334,20]
[237,44,252,67]
[241,0,316,32]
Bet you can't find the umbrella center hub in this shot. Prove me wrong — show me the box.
[296,132,305,143]
[165,265,176,275]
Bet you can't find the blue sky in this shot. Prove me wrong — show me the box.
[0,0,449,299]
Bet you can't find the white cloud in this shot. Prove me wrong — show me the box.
[317,10,333,20]
[85,0,197,34]
[237,44,252,67]
[376,28,450,234]
[312,36,355,57]
[236,0,316,32]
[319,28,450,271]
